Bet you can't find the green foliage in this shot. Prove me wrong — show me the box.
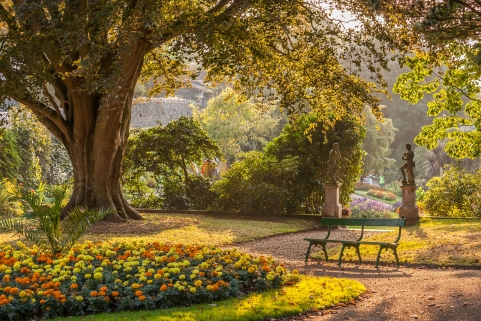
[0,184,111,254]
[393,45,481,159]
[194,88,285,162]
[362,106,397,176]
[424,165,481,217]
[123,117,221,210]
[213,113,365,213]
[125,117,221,182]
[0,108,73,188]
[0,129,21,180]
[0,179,22,217]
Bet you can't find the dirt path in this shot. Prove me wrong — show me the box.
[234,230,481,321]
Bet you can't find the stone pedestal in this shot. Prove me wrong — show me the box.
[322,183,342,218]
[399,184,419,226]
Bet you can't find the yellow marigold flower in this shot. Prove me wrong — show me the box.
[194,280,202,287]
[131,283,140,289]
[266,275,275,281]
[189,287,196,293]
[76,296,83,301]
[178,286,185,291]
[154,274,162,280]
[94,272,103,280]
[19,291,27,298]
[147,280,153,284]
[84,274,92,279]
[179,275,185,280]
[292,269,299,275]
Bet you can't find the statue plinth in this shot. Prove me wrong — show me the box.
[399,183,419,226]
[322,183,342,218]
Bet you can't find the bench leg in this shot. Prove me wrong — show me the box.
[375,246,384,268]
[393,247,400,268]
[354,244,362,265]
[338,244,347,266]
[305,242,314,263]
[320,243,329,262]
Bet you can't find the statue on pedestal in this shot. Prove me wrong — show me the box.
[327,143,341,184]
[400,143,415,184]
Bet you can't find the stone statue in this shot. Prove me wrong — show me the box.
[400,143,415,184]
[327,143,341,184]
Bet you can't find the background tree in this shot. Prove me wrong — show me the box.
[0,0,388,220]
[194,88,285,163]
[213,112,365,213]
[362,106,397,177]
[123,117,221,210]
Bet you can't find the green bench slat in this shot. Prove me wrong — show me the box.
[321,217,406,227]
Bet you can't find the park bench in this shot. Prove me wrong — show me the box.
[304,216,406,268]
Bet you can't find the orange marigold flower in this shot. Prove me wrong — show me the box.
[111,291,119,297]
[46,307,51,311]
[104,297,110,302]
[145,272,153,277]
[3,286,11,293]
[10,288,19,295]
[61,298,66,303]
[90,291,98,297]
[138,295,146,301]
[199,272,205,277]
[2,276,10,282]
[160,284,167,291]
[100,286,108,292]
[99,291,107,296]
[40,299,45,304]
[70,284,78,289]
[134,290,142,297]
[212,284,219,291]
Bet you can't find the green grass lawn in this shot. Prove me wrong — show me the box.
[48,276,365,321]
[0,213,316,246]
[313,218,481,266]
[354,190,401,204]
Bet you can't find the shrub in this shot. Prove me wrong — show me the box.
[0,241,295,320]
[0,184,110,254]
[354,182,383,191]
[349,198,398,218]
[424,166,481,217]
[213,112,365,213]
[366,189,397,201]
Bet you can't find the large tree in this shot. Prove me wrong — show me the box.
[0,0,386,221]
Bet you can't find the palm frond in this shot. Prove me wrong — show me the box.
[60,207,111,251]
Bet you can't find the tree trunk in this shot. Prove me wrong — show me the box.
[58,42,148,222]
[60,94,143,222]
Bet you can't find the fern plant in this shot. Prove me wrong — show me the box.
[0,184,111,254]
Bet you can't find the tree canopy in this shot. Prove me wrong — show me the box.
[194,88,285,162]
[0,0,390,219]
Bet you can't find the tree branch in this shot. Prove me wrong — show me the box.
[42,83,64,120]
[15,96,71,142]
[207,0,232,14]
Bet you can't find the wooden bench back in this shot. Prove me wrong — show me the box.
[321,216,406,227]
[320,216,406,243]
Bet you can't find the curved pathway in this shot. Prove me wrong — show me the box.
[234,230,481,321]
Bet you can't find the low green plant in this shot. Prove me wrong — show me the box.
[0,184,111,254]
[424,165,481,217]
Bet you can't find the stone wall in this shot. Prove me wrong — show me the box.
[130,98,192,128]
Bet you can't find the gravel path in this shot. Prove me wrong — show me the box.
[234,229,481,321]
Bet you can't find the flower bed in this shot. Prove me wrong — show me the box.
[350,198,400,219]
[0,241,296,320]
[366,189,397,201]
